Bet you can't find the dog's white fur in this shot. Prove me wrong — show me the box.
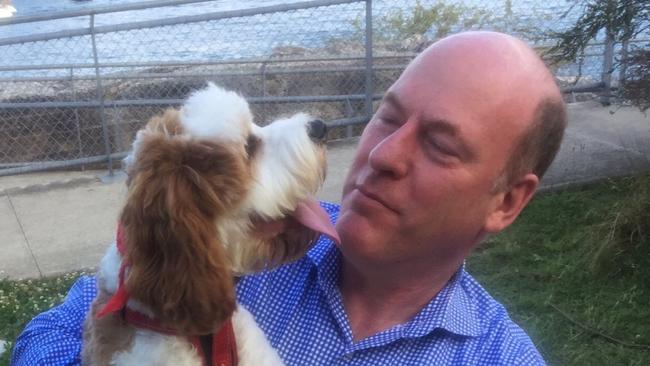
[98,244,284,365]
[85,83,328,365]
[181,86,252,143]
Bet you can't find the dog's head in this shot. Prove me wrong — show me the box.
[120,83,332,334]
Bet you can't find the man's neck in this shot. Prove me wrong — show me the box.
[339,258,461,342]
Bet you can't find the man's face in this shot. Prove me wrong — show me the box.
[336,45,533,270]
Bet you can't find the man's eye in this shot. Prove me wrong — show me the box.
[378,114,400,126]
[245,134,261,158]
[427,138,457,157]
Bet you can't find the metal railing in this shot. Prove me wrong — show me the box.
[0,0,642,176]
[0,0,377,176]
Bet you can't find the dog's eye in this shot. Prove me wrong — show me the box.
[245,134,261,159]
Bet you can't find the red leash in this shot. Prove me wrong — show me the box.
[96,224,238,366]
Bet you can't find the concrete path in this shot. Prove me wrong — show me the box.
[0,101,648,279]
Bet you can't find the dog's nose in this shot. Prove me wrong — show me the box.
[307,119,327,142]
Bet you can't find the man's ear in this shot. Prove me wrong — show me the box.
[483,173,539,234]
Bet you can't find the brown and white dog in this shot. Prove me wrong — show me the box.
[82,83,339,365]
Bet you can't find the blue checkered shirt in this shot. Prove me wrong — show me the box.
[12,202,545,365]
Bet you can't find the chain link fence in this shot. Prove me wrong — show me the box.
[0,0,645,176]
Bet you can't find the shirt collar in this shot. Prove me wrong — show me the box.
[307,238,483,339]
[404,263,483,337]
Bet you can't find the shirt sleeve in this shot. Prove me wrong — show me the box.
[11,275,97,366]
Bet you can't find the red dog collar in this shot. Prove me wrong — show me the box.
[96,224,238,366]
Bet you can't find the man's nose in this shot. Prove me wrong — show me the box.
[368,122,414,179]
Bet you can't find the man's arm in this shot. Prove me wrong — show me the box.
[11,276,97,366]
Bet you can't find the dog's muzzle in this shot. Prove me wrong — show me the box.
[307,119,328,143]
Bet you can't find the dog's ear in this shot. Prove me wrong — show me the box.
[123,110,185,186]
[120,111,250,335]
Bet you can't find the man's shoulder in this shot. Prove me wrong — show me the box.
[458,271,546,365]
[235,245,316,305]
[236,201,339,292]
[11,275,97,365]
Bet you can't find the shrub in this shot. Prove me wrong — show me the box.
[352,1,492,44]
[589,175,650,279]
[620,47,650,112]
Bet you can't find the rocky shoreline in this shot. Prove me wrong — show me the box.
[0,40,602,166]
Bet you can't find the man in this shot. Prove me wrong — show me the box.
[13,31,566,365]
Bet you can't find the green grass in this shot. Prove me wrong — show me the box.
[0,271,88,366]
[468,175,650,365]
[1,175,649,365]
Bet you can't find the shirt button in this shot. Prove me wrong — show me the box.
[343,352,354,360]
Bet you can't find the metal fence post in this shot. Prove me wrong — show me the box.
[261,60,268,121]
[6,0,644,178]
[600,30,614,106]
[344,98,354,138]
[70,67,85,171]
[90,13,114,176]
[619,39,629,85]
[364,0,373,121]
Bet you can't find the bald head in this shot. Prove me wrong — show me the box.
[398,31,566,188]
[410,31,562,121]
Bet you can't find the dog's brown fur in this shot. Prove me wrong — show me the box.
[120,110,253,335]
[83,101,327,364]
[82,291,136,365]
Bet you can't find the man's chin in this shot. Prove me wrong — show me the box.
[335,209,395,252]
[335,219,397,273]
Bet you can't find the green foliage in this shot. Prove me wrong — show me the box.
[621,47,650,111]
[2,176,650,364]
[546,1,649,110]
[352,1,550,52]
[0,271,88,366]
[469,174,650,365]
[546,0,648,64]
[589,175,650,276]
[491,0,554,44]
[366,1,492,42]
[379,1,484,38]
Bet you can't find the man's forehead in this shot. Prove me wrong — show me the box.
[419,32,528,65]
[415,32,559,101]
[382,91,456,131]
[384,69,531,167]
[387,67,479,127]
[401,50,545,131]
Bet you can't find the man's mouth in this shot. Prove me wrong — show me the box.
[356,185,399,214]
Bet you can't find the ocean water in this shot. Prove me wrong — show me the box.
[1,0,301,38]
[5,0,288,19]
[1,0,368,74]
[3,0,577,36]
[0,0,609,79]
